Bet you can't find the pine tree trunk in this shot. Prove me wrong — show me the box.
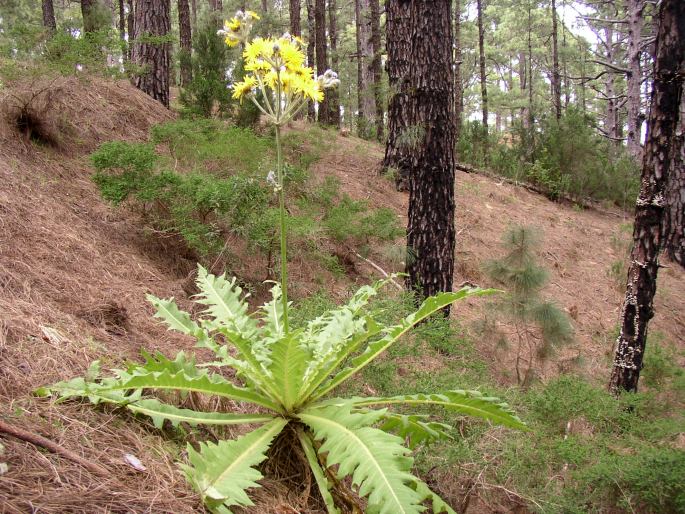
[119,0,126,44]
[131,0,171,108]
[42,0,57,33]
[314,0,331,125]
[306,0,316,120]
[328,0,341,127]
[405,0,456,310]
[289,0,301,36]
[603,23,620,148]
[191,0,197,27]
[178,0,192,88]
[626,0,645,160]
[355,0,375,137]
[476,0,488,131]
[551,0,561,120]
[369,0,383,141]
[81,0,100,33]
[609,0,684,395]
[381,0,411,190]
[519,51,528,128]
[454,0,463,144]
[127,0,134,60]
[262,0,268,12]
[354,0,365,134]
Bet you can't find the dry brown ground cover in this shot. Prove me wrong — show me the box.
[0,77,682,513]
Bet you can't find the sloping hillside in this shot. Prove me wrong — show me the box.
[0,77,682,513]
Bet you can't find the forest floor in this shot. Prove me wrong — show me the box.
[0,77,683,513]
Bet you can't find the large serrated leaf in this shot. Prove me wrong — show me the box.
[377,412,454,449]
[324,390,527,430]
[299,405,424,514]
[93,369,282,413]
[125,398,275,429]
[182,418,287,513]
[195,265,260,339]
[147,295,212,347]
[312,288,495,400]
[268,331,309,410]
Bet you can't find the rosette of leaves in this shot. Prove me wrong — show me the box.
[44,266,526,513]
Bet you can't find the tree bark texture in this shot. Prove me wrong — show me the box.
[42,0,57,33]
[290,0,301,36]
[119,0,126,42]
[405,0,456,309]
[306,0,316,120]
[328,0,341,126]
[603,23,620,147]
[132,0,171,108]
[81,0,101,33]
[314,0,331,125]
[369,0,383,141]
[551,0,561,120]
[609,0,684,394]
[626,0,645,160]
[454,0,463,143]
[381,0,412,190]
[355,0,376,137]
[127,0,134,60]
[178,0,193,87]
[476,0,488,131]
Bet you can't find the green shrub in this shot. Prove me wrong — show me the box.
[324,195,402,244]
[179,21,232,118]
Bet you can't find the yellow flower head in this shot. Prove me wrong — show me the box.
[229,31,337,124]
[232,76,258,102]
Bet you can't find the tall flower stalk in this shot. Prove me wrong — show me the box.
[224,17,339,331]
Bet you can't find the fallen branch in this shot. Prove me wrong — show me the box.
[455,162,624,217]
[0,419,109,476]
[347,248,404,291]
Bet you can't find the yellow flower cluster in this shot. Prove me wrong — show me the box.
[234,35,323,103]
[218,10,260,47]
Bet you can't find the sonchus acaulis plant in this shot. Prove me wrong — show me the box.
[43,12,526,514]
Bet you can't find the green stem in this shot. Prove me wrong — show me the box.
[275,76,289,333]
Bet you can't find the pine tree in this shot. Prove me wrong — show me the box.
[609,0,684,394]
[131,0,171,108]
[42,0,57,33]
[404,0,457,311]
[178,0,193,87]
[484,226,573,386]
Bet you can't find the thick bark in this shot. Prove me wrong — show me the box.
[131,0,171,108]
[119,0,125,42]
[127,0,134,60]
[42,0,57,33]
[191,0,197,27]
[178,0,192,88]
[551,0,561,120]
[405,0,456,310]
[476,0,488,131]
[306,0,316,120]
[314,0,331,125]
[289,0,301,36]
[609,0,684,395]
[81,0,100,33]
[369,0,383,141]
[355,0,375,136]
[519,51,528,128]
[626,0,645,160]
[328,0,341,127]
[381,0,411,190]
[454,0,463,143]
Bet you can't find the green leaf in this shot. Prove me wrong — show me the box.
[259,283,286,340]
[296,428,341,514]
[312,288,494,400]
[124,398,275,429]
[411,480,457,514]
[194,265,260,339]
[147,295,210,344]
[377,413,454,449]
[323,390,527,431]
[68,369,282,413]
[182,418,287,513]
[299,405,424,514]
[268,331,309,410]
